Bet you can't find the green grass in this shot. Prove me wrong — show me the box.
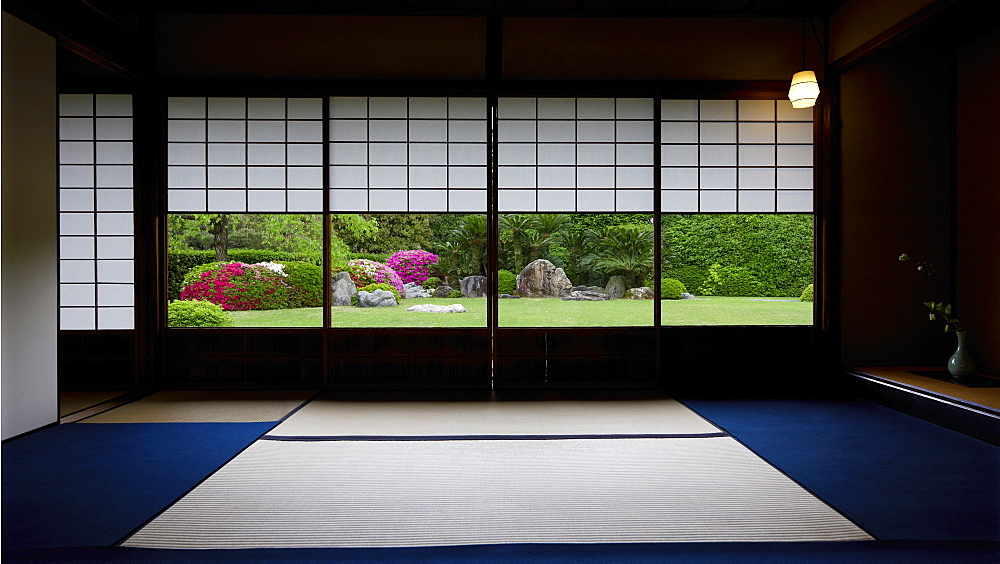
[224,296,812,328]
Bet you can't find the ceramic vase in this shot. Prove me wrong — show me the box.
[947,331,976,378]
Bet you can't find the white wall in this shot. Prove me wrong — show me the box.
[2,12,59,440]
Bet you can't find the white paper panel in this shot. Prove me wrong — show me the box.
[287,167,323,189]
[369,190,408,211]
[538,144,576,165]
[168,190,207,211]
[97,118,131,140]
[97,237,134,259]
[330,120,368,141]
[777,123,813,144]
[248,144,286,165]
[616,144,653,166]
[577,189,615,211]
[369,166,407,188]
[96,189,132,211]
[61,308,96,330]
[330,143,368,165]
[168,120,206,142]
[777,100,813,121]
[97,307,134,330]
[661,168,699,189]
[700,190,737,212]
[738,100,775,121]
[499,190,537,212]
[368,120,407,142]
[449,167,487,188]
[248,98,286,119]
[369,97,407,118]
[208,144,246,165]
[287,121,322,142]
[60,213,95,235]
[777,168,813,189]
[449,121,486,142]
[739,168,776,189]
[700,145,737,166]
[97,284,134,306]
[662,190,699,212]
[577,144,614,165]
[60,189,94,211]
[700,122,736,143]
[410,143,448,165]
[739,145,775,166]
[699,100,736,121]
[330,166,368,188]
[499,167,536,189]
[537,98,576,119]
[329,189,369,211]
[409,97,448,118]
[662,122,698,143]
[96,95,130,116]
[409,120,447,142]
[248,167,285,188]
[248,190,287,211]
[616,121,653,142]
[408,190,448,212]
[738,190,776,212]
[329,97,368,118]
[738,122,775,144]
[448,98,486,119]
[248,121,286,142]
[61,237,95,259]
[60,166,94,188]
[577,167,615,188]
[96,166,132,188]
[661,100,698,121]
[61,260,96,283]
[537,167,576,188]
[96,142,132,164]
[286,190,322,212]
[287,144,323,166]
[498,98,536,119]
[208,98,246,119]
[208,121,246,142]
[577,121,615,142]
[777,190,813,212]
[662,145,698,166]
[499,143,537,165]
[168,98,206,118]
[616,167,653,188]
[61,284,95,306]
[169,143,206,165]
[617,98,654,119]
[448,190,486,212]
[409,166,448,189]
[700,168,736,189]
[499,120,536,142]
[449,143,486,165]
[97,213,133,235]
[287,98,322,119]
[616,190,653,211]
[577,98,615,119]
[60,94,94,117]
[60,118,94,140]
[60,142,94,164]
[777,145,813,166]
[208,167,246,189]
[537,190,576,212]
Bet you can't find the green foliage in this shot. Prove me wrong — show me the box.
[663,265,709,296]
[348,252,391,263]
[497,269,516,295]
[661,278,687,300]
[568,214,652,232]
[433,215,487,282]
[423,276,442,289]
[664,214,813,297]
[698,263,764,297]
[278,261,323,308]
[168,249,310,300]
[449,289,463,299]
[360,283,401,304]
[589,224,655,288]
[167,300,233,327]
[800,283,814,302]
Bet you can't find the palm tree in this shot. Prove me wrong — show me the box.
[591,224,655,288]
[552,229,594,285]
[530,214,570,258]
[450,214,488,276]
[499,214,535,273]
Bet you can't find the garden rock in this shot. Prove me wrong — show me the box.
[432,285,454,298]
[681,292,696,299]
[626,287,655,300]
[331,272,357,306]
[605,276,626,299]
[403,282,431,299]
[357,289,397,308]
[572,285,605,293]
[461,275,487,298]
[405,304,467,313]
[561,290,610,301]
[499,294,520,299]
[516,259,572,298]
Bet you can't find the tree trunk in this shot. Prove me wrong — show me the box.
[209,214,230,262]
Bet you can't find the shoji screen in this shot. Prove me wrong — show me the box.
[496,97,655,213]
[660,99,814,212]
[167,97,325,212]
[58,94,135,330]
[328,96,488,213]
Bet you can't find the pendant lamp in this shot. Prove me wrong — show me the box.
[788,18,820,109]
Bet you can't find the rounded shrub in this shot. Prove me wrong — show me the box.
[665,265,708,296]
[660,278,687,300]
[387,249,439,285]
[360,283,401,304]
[277,261,323,308]
[167,300,233,327]
[345,259,405,294]
[180,261,292,311]
[449,289,463,299]
[497,269,516,295]
[697,263,764,297]
[800,283,814,302]
[423,276,442,289]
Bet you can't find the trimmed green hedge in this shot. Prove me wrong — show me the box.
[800,283,814,302]
[660,278,687,300]
[497,269,516,295]
[168,249,313,300]
[167,300,233,327]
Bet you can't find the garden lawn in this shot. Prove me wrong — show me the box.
[225,296,812,328]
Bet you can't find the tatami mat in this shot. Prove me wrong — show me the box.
[59,391,128,417]
[80,390,314,423]
[123,437,872,549]
[268,397,720,437]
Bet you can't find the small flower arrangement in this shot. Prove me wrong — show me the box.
[899,253,963,333]
[386,250,439,285]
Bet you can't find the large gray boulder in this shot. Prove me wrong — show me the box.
[403,282,431,299]
[331,272,357,306]
[356,289,397,308]
[405,304,468,313]
[432,285,454,298]
[604,276,626,299]
[515,259,572,298]
[626,286,655,300]
[561,290,610,301]
[460,275,487,298]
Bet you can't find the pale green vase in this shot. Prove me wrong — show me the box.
[947,331,976,378]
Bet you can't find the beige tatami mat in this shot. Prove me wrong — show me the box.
[59,391,129,417]
[81,390,314,423]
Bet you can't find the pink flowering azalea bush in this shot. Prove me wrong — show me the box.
[180,262,292,311]
[344,259,404,294]
[387,250,439,285]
